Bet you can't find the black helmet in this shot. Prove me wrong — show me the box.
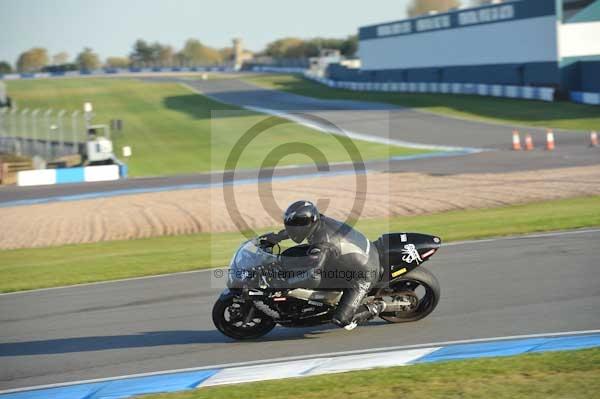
[284,200,320,243]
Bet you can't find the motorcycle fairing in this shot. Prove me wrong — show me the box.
[375,233,442,280]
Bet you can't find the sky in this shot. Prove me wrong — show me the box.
[0,0,432,66]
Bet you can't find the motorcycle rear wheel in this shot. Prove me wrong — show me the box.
[212,295,276,340]
[376,266,440,323]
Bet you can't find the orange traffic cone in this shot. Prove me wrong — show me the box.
[546,129,555,151]
[524,134,534,151]
[512,130,521,151]
[591,131,599,147]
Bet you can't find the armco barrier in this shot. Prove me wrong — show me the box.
[570,91,600,105]
[17,164,124,186]
[250,66,307,74]
[0,66,310,81]
[1,331,598,399]
[304,72,556,102]
[0,66,232,81]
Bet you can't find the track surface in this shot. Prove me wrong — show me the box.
[1,76,598,204]
[1,229,599,390]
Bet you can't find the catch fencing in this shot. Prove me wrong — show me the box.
[0,107,87,160]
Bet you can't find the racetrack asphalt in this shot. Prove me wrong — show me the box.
[0,76,598,204]
[1,229,599,390]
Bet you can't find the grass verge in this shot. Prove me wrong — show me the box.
[140,348,600,399]
[245,74,600,131]
[0,195,598,293]
[6,78,425,177]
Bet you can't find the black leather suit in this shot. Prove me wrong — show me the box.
[269,214,381,326]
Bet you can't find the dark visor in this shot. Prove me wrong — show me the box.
[285,215,312,226]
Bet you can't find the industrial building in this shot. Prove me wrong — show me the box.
[325,0,600,102]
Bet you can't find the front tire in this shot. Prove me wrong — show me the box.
[212,294,276,340]
[377,266,440,323]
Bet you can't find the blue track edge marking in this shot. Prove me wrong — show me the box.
[0,150,475,208]
[0,369,219,399]
[412,333,600,364]
[1,333,598,399]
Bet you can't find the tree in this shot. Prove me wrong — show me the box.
[219,47,234,62]
[52,52,69,65]
[76,47,101,70]
[262,36,358,59]
[179,39,222,66]
[407,0,460,17]
[0,61,12,74]
[130,39,155,66]
[340,35,358,57]
[156,44,174,67]
[129,40,176,67]
[105,56,130,68]
[265,38,305,58]
[16,47,49,72]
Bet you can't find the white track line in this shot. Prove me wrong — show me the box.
[178,82,484,153]
[244,105,483,153]
[1,328,599,395]
[1,227,598,297]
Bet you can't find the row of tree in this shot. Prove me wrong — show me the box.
[0,47,103,73]
[0,38,232,74]
[264,36,357,59]
[0,35,357,73]
[128,39,225,67]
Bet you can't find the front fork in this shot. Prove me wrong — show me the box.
[227,287,260,325]
[242,303,256,325]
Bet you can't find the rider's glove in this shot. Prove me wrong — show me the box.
[259,232,280,247]
[259,230,289,246]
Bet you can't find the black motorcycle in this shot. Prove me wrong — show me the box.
[212,232,441,340]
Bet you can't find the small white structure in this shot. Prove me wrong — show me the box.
[309,49,344,77]
[86,136,114,162]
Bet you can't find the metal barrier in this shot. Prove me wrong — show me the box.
[0,107,86,160]
[303,72,556,102]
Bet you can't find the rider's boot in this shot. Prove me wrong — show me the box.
[343,301,386,331]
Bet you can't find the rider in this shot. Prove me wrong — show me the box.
[261,200,385,331]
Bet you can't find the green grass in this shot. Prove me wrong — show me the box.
[140,348,600,399]
[1,195,598,293]
[245,74,600,131]
[6,78,426,177]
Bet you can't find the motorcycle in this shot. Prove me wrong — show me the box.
[212,232,441,340]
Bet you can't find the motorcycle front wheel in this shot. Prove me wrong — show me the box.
[212,294,276,340]
[376,266,440,323]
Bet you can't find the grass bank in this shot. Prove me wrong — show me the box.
[6,78,424,177]
[0,195,598,293]
[140,348,600,399]
[245,74,600,131]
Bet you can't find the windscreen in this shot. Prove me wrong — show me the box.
[231,240,279,270]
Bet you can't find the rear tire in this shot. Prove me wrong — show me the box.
[377,267,440,323]
[212,294,276,340]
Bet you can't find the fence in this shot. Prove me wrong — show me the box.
[0,107,87,160]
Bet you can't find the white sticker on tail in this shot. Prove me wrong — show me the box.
[401,244,422,264]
